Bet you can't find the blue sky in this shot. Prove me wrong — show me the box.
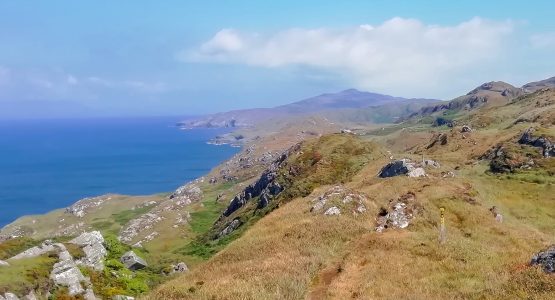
[1,0,554,119]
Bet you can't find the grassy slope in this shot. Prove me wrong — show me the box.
[148,90,555,300]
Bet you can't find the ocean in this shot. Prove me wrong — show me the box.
[0,117,239,227]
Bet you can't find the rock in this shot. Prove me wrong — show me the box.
[0,260,9,267]
[3,293,19,300]
[219,144,300,219]
[171,262,189,273]
[489,206,503,223]
[324,206,341,216]
[69,231,107,271]
[378,159,414,178]
[218,219,242,238]
[10,240,56,260]
[119,213,164,244]
[83,289,97,300]
[50,244,86,295]
[407,167,426,178]
[121,251,148,271]
[530,245,555,273]
[310,185,368,216]
[426,133,448,149]
[169,183,203,204]
[112,296,135,300]
[66,195,110,217]
[23,291,37,300]
[433,117,454,127]
[423,159,440,168]
[375,193,418,232]
[340,129,354,134]
[461,125,472,133]
[518,128,555,158]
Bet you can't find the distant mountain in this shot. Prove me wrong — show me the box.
[407,75,555,120]
[178,89,439,129]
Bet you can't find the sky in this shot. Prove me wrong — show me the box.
[1,0,554,119]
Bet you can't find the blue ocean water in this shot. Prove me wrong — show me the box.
[0,117,239,227]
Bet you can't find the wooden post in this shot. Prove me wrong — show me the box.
[439,207,447,244]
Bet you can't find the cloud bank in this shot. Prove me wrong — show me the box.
[183,17,515,96]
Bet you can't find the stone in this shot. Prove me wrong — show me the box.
[530,245,555,273]
[172,262,189,273]
[121,251,148,271]
[461,125,472,133]
[70,231,107,271]
[10,240,56,260]
[423,160,440,168]
[0,260,9,267]
[66,196,110,217]
[407,167,426,178]
[324,206,341,216]
[50,244,86,295]
[489,206,503,223]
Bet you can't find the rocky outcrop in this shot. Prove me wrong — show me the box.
[310,185,367,216]
[375,193,418,232]
[426,133,448,149]
[0,259,9,267]
[66,195,111,217]
[69,231,107,271]
[112,296,135,300]
[50,244,87,296]
[482,145,535,173]
[530,245,555,273]
[119,213,164,244]
[518,128,554,158]
[10,240,56,260]
[378,159,427,178]
[121,251,148,271]
[218,219,242,238]
[220,144,299,219]
[169,183,203,205]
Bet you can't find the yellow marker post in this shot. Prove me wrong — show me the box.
[439,207,446,244]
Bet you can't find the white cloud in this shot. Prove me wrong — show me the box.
[530,32,555,49]
[182,17,514,96]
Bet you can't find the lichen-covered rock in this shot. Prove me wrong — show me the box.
[69,231,107,271]
[530,245,555,273]
[121,251,148,271]
[375,193,418,232]
[50,244,86,295]
[10,240,56,260]
[310,185,368,216]
[3,293,19,300]
[324,206,341,215]
[171,262,189,273]
[407,167,426,178]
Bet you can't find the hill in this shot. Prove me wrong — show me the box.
[0,79,554,299]
[177,89,439,129]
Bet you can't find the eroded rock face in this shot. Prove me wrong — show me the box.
[69,231,107,271]
[519,128,555,158]
[121,251,148,271]
[10,240,56,260]
[219,144,300,223]
[66,195,111,217]
[375,193,418,232]
[530,245,555,273]
[50,244,86,296]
